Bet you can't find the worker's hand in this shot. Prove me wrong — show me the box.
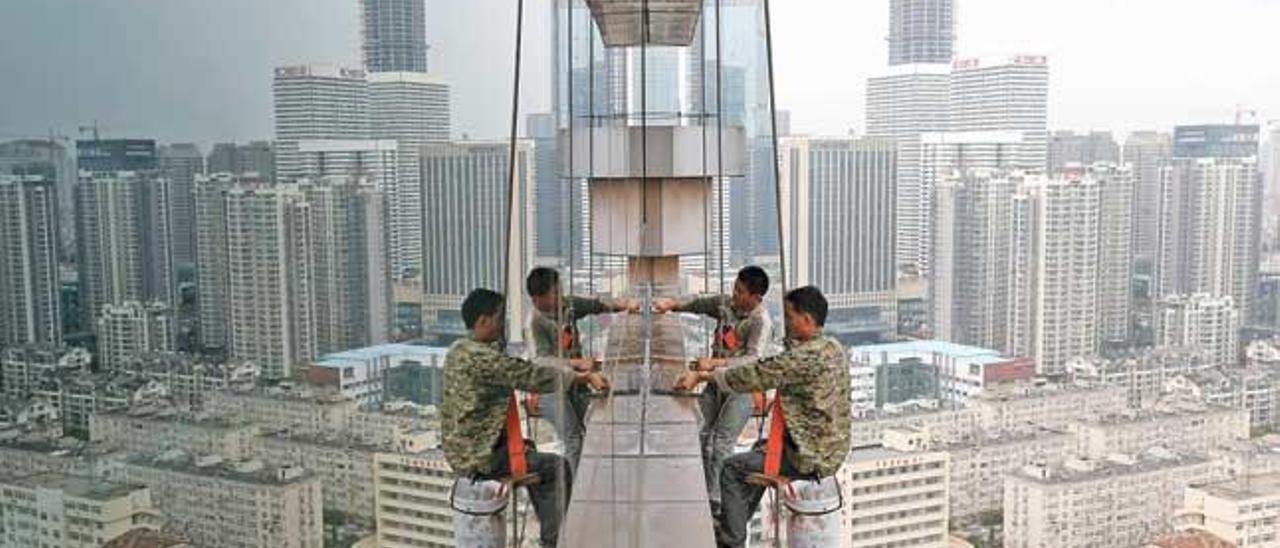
[652,298,678,314]
[672,371,707,393]
[695,357,726,372]
[620,298,642,314]
[568,357,599,373]
[578,371,610,392]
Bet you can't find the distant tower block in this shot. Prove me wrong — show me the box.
[563,125,744,290]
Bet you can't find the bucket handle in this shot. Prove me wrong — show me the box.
[449,478,509,516]
[782,477,843,517]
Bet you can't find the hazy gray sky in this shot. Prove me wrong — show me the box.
[1,0,1276,146]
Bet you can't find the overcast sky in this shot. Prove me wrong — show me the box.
[0,0,1276,146]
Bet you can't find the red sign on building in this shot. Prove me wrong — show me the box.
[983,357,1036,384]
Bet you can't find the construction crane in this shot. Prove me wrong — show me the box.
[1235,104,1258,126]
[77,120,103,141]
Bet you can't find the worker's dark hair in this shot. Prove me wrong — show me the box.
[462,288,505,330]
[526,267,560,297]
[784,286,828,327]
[736,266,770,297]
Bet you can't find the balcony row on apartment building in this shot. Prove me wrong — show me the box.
[840,363,1280,548]
[851,336,1280,435]
[2,378,452,547]
[7,331,1280,547]
[1,361,1276,548]
[0,340,450,439]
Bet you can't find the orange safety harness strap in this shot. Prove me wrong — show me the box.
[751,390,768,416]
[559,325,576,352]
[524,393,541,417]
[716,325,741,353]
[764,396,785,478]
[505,394,528,478]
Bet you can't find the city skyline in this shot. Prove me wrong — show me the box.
[1,0,1277,145]
[3,0,1280,546]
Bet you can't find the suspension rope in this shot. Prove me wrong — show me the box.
[641,0,654,296]
[700,8,710,295]
[503,0,526,302]
[762,4,787,541]
[503,2,526,546]
[588,3,597,299]
[640,3,649,223]
[763,0,788,295]
[567,0,576,296]
[715,0,726,294]
[555,0,576,532]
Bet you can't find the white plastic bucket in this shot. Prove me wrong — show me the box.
[450,478,509,547]
[782,477,842,548]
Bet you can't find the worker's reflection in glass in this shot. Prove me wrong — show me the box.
[654,266,774,518]
[526,267,637,474]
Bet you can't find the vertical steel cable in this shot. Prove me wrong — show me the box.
[503,1,525,546]
[635,0,654,296]
[567,0,576,296]
[641,0,650,247]
[715,0,726,294]
[763,0,788,295]
[762,3,787,544]
[588,5,597,297]
[628,1,652,544]
[700,7,711,295]
[504,0,525,302]
[556,0,575,534]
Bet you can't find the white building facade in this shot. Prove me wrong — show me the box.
[0,175,61,347]
[1004,454,1221,548]
[369,71,451,275]
[309,343,447,407]
[373,450,457,547]
[843,436,950,548]
[1010,176,1102,375]
[111,454,323,548]
[95,301,173,372]
[74,171,176,329]
[948,55,1050,173]
[272,64,370,182]
[1157,294,1241,369]
[0,473,160,548]
[779,136,898,343]
[1157,155,1261,320]
[865,65,949,274]
[1179,473,1280,547]
[419,141,533,341]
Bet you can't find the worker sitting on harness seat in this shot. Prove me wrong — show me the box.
[442,288,607,548]
[673,286,851,548]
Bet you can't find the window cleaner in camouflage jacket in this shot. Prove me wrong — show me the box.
[653,265,774,518]
[442,289,608,548]
[673,286,852,548]
[526,267,638,474]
